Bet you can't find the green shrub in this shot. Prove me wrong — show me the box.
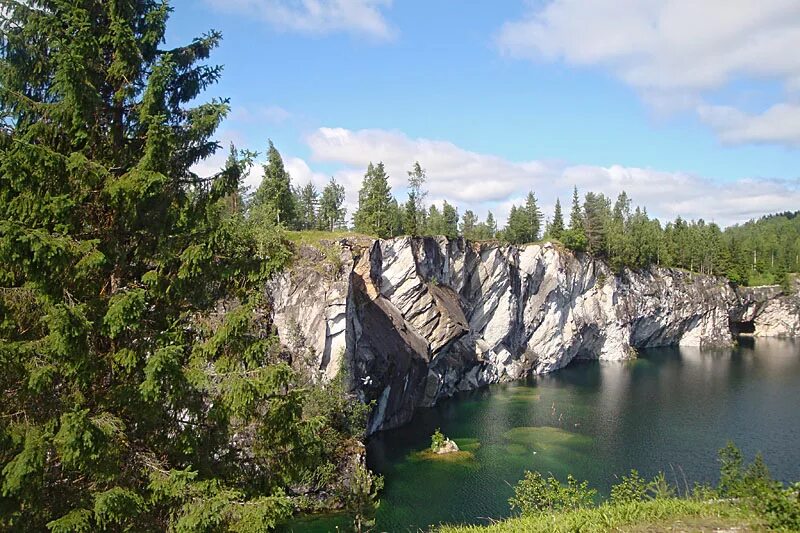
[751,481,800,530]
[647,471,676,499]
[717,440,746,497]
[431,428,446,452]
[610,469,648,504]
[509,471,596,516]
[717,442,800,531]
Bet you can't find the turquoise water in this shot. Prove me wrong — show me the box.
[286,338,800,532]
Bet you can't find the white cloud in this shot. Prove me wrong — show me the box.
[306,127,550,203]
[205,0,395,40]
[299,127,800,227]
[496,0,800,146]
[697,103,800,146]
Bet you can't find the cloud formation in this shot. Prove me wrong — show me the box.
[296,127,800,227]
[204,0,394,40]
[496,0,800,147]
[697,103,800,146]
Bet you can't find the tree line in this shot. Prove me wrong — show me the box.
[250,145,799,288]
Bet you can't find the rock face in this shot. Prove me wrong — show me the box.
[270,236,799,435]
[731,285,800,337]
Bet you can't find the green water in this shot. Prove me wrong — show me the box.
[285,338,800,532]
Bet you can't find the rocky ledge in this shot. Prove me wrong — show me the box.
[269,236,800,435]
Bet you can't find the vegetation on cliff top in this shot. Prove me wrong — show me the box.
[252,136,799,287]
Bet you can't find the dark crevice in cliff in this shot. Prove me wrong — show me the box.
[730,319,755,335]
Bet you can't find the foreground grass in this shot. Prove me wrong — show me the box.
[437,499,763,533]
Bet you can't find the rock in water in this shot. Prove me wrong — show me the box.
[436,439,459,455]
[270,236,800,434]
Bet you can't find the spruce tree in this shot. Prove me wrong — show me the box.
[583,192,611,256]
[404,193,419,236]
[549,198,565,240]
[562,186,587,251]
[353,162,394,238]
[505,205,529,244]
[442,201,459,239]
[297,181,319,230]
[251,140,296,227]
[427,204,444,235]
[404,161,427,236]
[0,2,341,529]
[388,197,404,237]
[569,187,583,231]
[318,177,346,232]
[485,211,497,239]
[608,191,631,271]
[461,210,478,240]
[524,191,543,242]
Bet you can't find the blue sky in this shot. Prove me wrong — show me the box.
[168,0,800,227]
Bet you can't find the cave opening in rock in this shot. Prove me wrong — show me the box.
[730,320,755,336]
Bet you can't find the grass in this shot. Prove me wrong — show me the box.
[437,498,764,533]
[283,230,372,245]
[410,449,477,463]
[283,231,375,279]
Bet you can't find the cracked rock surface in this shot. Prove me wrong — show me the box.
[270,237,799,434]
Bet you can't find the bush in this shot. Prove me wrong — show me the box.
[717,442,800,531]
[611,469,648,504]
[752,481,800,530]
[431,428,446,452]
[647,471,677,499]
[717,441,746,497]
[509,471,596,516]
[561,229,587,252]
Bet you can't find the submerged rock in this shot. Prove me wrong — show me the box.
[270,236,800,434]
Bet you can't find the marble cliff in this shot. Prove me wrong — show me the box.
[269,237,800,434]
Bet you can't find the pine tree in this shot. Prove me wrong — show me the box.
[251,140,297,227]
[0,2,342,529]
[318,177,346,231]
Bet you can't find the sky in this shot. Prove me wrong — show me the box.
[168,0,800,228]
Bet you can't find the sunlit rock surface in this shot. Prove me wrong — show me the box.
[732,285,800,337]
[271,236,799,434]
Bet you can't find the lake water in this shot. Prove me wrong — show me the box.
[286,337,800,532]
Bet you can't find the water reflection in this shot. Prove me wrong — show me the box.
[290,338,800,532]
